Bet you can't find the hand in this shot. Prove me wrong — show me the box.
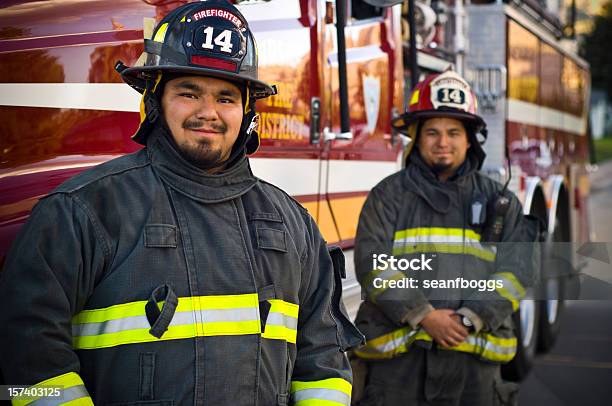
[419,309,469,348]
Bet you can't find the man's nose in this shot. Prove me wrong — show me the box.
[195,96,219,120]
[436,133,450,146]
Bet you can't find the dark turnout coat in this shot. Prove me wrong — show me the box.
[353,148,535,364]
[0,128,362,405]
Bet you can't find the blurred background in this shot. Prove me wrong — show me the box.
[0,0,611,404]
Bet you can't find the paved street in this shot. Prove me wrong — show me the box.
[519,161,612,405]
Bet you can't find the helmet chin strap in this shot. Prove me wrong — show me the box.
[222,108,259,170]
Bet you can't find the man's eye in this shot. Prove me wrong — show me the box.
[219,98,236,104]
[179,93,196,99]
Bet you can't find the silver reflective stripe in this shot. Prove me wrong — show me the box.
[496,276,523,300]
[73,314,150,337]
[29,385,89,406]
[200,307,259,323]
[72,312,196,337]
[371,268,405,282]
[368,329,418,354]
[266,312,298,330]
[73,307,258,337]
[293,388,350,405]
[394,235,473,245]
[465,335,515,356]
[393,238,496,253]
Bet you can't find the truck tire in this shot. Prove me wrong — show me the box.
[538,277,564,352]
[538,213,570,352]
[501,292,539,382]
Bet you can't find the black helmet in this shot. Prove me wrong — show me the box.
[116,0,277,152]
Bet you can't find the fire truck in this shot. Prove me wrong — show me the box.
[464,0,592,380]
[0,0,591,383]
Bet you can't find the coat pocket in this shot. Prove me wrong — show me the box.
[256,227,288,253]
[328,246,365,351]
[144,224,177,248]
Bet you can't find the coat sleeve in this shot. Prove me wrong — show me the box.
[0,193,107,404]
[354,186,434,328]
[460,192,538,331]
[289,213,363,406]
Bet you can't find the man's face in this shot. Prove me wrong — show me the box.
[162,75,243,170]
[417,117,470,180]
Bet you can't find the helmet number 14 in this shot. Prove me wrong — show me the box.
[438,88,465,105]
[201,26,234,53]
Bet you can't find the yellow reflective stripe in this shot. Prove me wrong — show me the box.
[493,272,525,311]
[268,299,299,318]
[392,243,496,262]
[73,294,259,324]
[356,327,516,363]
[291,379,352,406]
[153,23,168,43]
[496,288,519,311]
[354,327,431,360]
[200,320,260,335]
[394,227,482,242]
[262,324,297,343]
[74,323,196,350]
[446,334,517,362]
[291,378,352,395]
[72,294,262,350]
[12,372,92,406]
[72,300,148,324]
[62,399,95,406]
[369,270,406,300]
[73,320,262,350]
[294,400,347,406]
[495,272,526,298]
[262,299,299,343]
[179,293,260,311]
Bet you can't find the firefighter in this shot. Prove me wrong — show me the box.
[0,1,363,404]
[353,70,532,405]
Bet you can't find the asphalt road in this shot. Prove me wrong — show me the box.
[519,161,612,406]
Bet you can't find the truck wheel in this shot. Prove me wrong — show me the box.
[538,214,569,352]
[538,278,564,352]
[501,294,539,382]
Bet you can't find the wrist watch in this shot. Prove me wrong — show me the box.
[460,315,474,331]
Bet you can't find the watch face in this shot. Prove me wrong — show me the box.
[462,316,473,327]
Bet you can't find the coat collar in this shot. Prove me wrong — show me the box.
[147,127,257,203]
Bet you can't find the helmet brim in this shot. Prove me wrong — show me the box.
[121,65,276,100]
[392,109,485,136]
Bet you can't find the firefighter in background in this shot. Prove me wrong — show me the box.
[0,1,362,404]
[353,70,532,405]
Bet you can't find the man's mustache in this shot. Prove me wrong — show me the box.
[183,120,227,133]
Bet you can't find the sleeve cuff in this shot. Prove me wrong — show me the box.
[456,307,485,333]
[401,303,435,329]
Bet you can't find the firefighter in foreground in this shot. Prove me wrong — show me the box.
[353,70,532,405]
[0,1,363,404]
